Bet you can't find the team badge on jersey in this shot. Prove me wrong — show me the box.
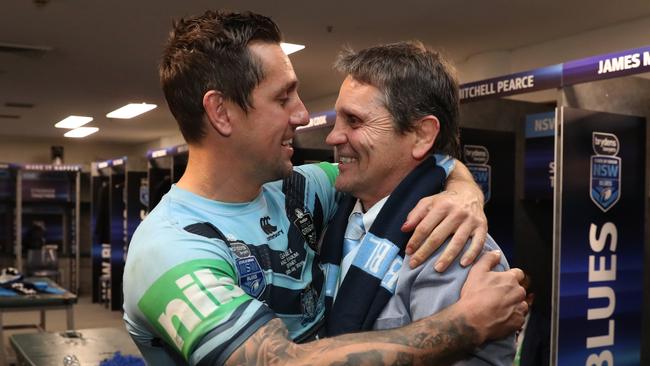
[293,208,318,252]
[235,255,266,299]
[590,132,621,212]
[464,145,492,203]
[300,285,318,325]
[229,241,252,258]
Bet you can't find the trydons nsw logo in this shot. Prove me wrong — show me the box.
[463,145,491,203]
[590,132,621,212]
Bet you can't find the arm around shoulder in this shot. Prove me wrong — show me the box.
[226,306,482,366]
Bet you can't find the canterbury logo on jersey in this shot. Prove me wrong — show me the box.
[138,259,250,355]
[260,216,277,235]
[260,216,284,240]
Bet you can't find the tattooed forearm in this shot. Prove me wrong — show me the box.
[225,306,479,366]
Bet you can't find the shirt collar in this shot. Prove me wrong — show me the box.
[351,195,390,231]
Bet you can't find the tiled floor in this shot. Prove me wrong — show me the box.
[1,295,127,365]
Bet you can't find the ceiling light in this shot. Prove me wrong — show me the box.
[64,127,99,138]
[280,42,305,55]
[106,103,157,119]
[55,115,93,129]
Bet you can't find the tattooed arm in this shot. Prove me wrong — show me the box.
[228,307,475,366]
[226,251,527,366]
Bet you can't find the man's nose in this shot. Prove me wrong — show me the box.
[325,121,346,146]
[289,100,309,127]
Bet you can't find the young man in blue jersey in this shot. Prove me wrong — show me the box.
[323,42,516,364]
[122,10,527,365]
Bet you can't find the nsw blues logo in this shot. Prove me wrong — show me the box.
[464,145,492,203]
[235,255,267,299]
[590,132,621,212]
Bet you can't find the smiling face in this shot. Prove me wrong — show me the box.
[325,76,419,209]
[229,42,309,184]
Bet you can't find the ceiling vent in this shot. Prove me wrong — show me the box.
[5,102,34,109]
[0,114,20,119]
[0,42,52,57]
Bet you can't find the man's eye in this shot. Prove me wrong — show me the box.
[347,116,361,126]
[278,97,289,106]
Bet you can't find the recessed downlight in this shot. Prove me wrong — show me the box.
[64,127,99,138]
[280,42,305,55]
[55,115,93,129]
[106,103,157,119]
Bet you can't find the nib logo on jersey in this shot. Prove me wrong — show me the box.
[590,132,621,212]
[260,216,284,241]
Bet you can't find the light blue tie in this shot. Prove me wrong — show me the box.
[343,212,365,257]
[338,212,366,286]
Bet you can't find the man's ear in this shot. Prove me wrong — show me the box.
[203,90,232,136]
[412,115,440,160]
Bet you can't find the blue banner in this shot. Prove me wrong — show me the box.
[21,171,72,201]
[91,175,110,303]
[96,157,126,169]
[525,111,556,138]
[563,45,650,86]
[460,129,515,261]
[298,110,336,131]
[459,45,650,102]
[555,107,645,366]
[459,64,562,102]
[21,164,80,172]
[524,111,556,200]
[147,145,188,159]
[0,166,16,200]
[109,171,126,311]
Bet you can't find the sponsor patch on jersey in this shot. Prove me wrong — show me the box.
[235,256,267,299]
[137,259,250,358]
[229,241,251,258]
[293,208,318,252]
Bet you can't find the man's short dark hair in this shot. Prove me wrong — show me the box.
[160,10,282,143]
[335,41,460,157]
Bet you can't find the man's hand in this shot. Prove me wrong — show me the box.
[402,161,487,271]
[459,251,527,344]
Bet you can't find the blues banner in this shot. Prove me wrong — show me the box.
[91,175,110,303]
[127,172,147,249]
[460,128,515,261]
[297,110,336,131]
[563,45,650,86]
[109,171,126,310]
[0,165,15,256]
[459,64,562,102]
[554,107,645,365]
[459,45,650,102]
[524,111,556,200]
[146,144,188,160]
[148,147,187,211]
[21,171,71,201]
[92,158,125,305]
[0,165,16,200]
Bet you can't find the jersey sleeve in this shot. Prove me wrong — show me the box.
[133,248,274,365]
